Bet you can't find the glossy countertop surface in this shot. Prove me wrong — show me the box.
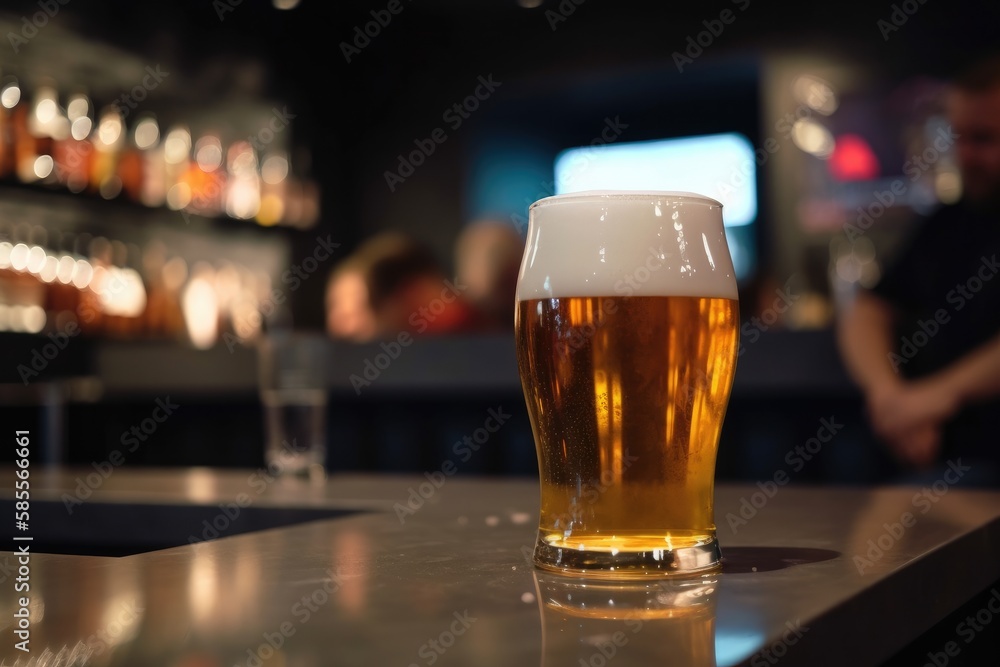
[1,468,999,666]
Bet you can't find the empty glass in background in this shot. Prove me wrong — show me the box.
[257,332,328,481]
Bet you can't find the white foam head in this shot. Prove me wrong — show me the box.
[516,191,738,301]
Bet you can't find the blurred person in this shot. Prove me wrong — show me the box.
[837,54,1000,484]
[454,219,524,328]
[325,255,378,343]
[326,231,485,341]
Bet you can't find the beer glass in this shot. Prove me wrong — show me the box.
[515,191,739,576]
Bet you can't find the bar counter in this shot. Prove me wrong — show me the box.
[2,468,999,666]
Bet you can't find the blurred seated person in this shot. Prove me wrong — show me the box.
[454,218,524,329]
[325,253,378,343]
[326,231,486,341]
[837,54,1000,484]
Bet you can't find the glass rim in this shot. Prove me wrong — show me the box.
[529,190,723,210]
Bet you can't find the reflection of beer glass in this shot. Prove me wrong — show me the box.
[515,192,738,575]
[534,571,718,666]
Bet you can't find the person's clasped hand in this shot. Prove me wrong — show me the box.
[866,378,961,469]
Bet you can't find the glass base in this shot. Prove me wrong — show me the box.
[533,532,722,578]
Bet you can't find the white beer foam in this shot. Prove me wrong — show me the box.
[516,191,738,301]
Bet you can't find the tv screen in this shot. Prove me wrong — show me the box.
[553,132,757,281]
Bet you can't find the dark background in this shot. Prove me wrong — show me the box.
[5,0,992,323]
[1,0,997,482]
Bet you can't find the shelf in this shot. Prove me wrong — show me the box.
[0,182,294,237]
[0,328,857,397]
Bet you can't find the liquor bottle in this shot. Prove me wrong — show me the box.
[90,105,125,198]
[55,92,94,192]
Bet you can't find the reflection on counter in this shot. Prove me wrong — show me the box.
[534,571,718,666]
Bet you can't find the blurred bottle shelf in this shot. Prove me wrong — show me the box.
[0,329,857,399]
[0,17,319,353]
[0,183,289,236]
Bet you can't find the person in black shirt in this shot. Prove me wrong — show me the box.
[838,56,1000,484]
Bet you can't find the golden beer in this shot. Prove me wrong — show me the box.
[515,192,738,575]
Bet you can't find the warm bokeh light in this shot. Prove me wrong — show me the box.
[33,155,54,179]
[96,108,124,148]
[166,182,193,210]
[26,245,47,273]
[195,136,224,172]
[261,153,289,185]
[1,81,20,108]
[134,116,161,150]
[226,179,260,220]
[72,258,94,290]
[9,243,30,272]
[71,116,93,141]
[67,94,90,120]
[164,126,192,164]
[792,74,838,115]
[97,267,148,317]
[162,256,189,291]
[791,118,835,158]
[182,267,219,349]
[56,255,76,284]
